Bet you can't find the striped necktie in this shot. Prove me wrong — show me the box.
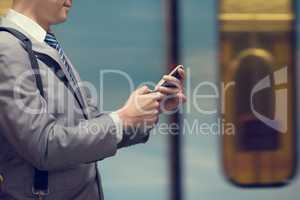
[44,32,87,118]
[44,32,79,90]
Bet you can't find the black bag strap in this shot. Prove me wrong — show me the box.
[0,27,45,97]
[0,27,49,197]
[34,52,88,119]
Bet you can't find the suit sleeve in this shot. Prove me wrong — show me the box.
[82,81,151,149]
[0,39,120,171]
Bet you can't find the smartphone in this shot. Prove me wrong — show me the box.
[156,65,184,88]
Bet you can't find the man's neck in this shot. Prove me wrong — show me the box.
[11,6,50,31]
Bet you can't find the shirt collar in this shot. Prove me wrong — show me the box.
[4,9,47,43]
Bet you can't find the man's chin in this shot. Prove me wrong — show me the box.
[54,14,69,25]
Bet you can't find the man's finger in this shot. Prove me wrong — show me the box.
[137,86,151,95]
[178,68,185,80]
[157,86,180,95]
[144,92,165,101]
[177,93,187,104]
[163,75,181,86]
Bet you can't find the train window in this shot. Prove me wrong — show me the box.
[220,0,297,187]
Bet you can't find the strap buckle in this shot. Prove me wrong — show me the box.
[32,186,50,197]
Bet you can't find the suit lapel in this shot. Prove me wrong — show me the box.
[0,18,89,118]
[32,43,89,119]
[63,55,90,116]
[33,42,90,119]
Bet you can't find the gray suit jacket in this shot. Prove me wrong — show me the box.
[0,17,150,200]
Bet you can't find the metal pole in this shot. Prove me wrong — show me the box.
[165,0,182,200]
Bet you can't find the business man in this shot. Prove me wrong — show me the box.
[0,0,186,199]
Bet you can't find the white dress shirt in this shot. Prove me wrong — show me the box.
[3,9,123,143]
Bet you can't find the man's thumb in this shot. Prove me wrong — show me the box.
[137,86,150,95]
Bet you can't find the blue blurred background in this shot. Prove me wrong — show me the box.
[53,0,300,199]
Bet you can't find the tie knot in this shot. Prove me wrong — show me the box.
[45,32,59,49]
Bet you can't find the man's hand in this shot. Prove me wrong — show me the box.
[156,68,186,112]
[116,86,164,128]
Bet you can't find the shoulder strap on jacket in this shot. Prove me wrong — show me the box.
[0,27,49,198]
[34,51,88,119]
[0,27,45,97]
